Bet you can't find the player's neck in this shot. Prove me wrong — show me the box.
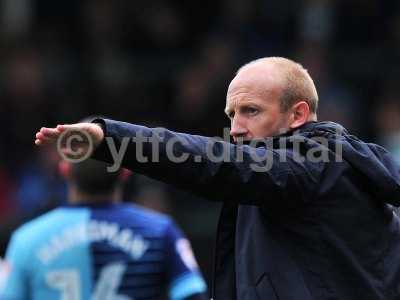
[68,188,121,205]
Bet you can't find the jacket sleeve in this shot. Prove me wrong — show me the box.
[92,119,323,210]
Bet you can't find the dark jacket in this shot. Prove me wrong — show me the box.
[93,119,400,300]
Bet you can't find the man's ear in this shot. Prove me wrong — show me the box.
[119,168,132,182]
[289,101,310,129]
[58,160,71,179]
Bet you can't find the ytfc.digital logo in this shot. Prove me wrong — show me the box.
[57,129,94,163]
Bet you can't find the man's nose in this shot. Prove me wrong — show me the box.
[230,116,248,139]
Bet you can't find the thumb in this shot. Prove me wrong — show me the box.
[56,123,84,132]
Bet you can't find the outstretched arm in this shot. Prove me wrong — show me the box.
[35,119,322,209]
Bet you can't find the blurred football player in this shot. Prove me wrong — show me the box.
[0,158,207,300]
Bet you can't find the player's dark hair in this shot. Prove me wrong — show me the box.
[69,115,121,195]
[70,159,121,195]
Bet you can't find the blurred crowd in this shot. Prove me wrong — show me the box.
[1,0,400,281]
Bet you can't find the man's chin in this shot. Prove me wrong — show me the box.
[232,138,251,145]
[234,138,272,146]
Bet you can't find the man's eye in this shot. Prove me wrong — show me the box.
[244,107,258,115]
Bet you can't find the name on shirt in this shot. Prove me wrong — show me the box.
[37,220,150,265]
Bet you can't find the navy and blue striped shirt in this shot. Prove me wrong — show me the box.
[1,203,206,300]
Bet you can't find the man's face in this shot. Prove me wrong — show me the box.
[225,65,291,142]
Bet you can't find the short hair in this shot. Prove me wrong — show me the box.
[70,159,122,195]
[69,115,122,195]
[238,57,319,114]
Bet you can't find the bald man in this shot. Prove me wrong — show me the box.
[35,57,400,300]
[226,57,318,141]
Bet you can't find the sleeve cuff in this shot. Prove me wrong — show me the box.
[90,118,115,164]
[169,272,207,300]
[92,118,107,136]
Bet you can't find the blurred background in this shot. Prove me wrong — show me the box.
[1,0,400,286]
